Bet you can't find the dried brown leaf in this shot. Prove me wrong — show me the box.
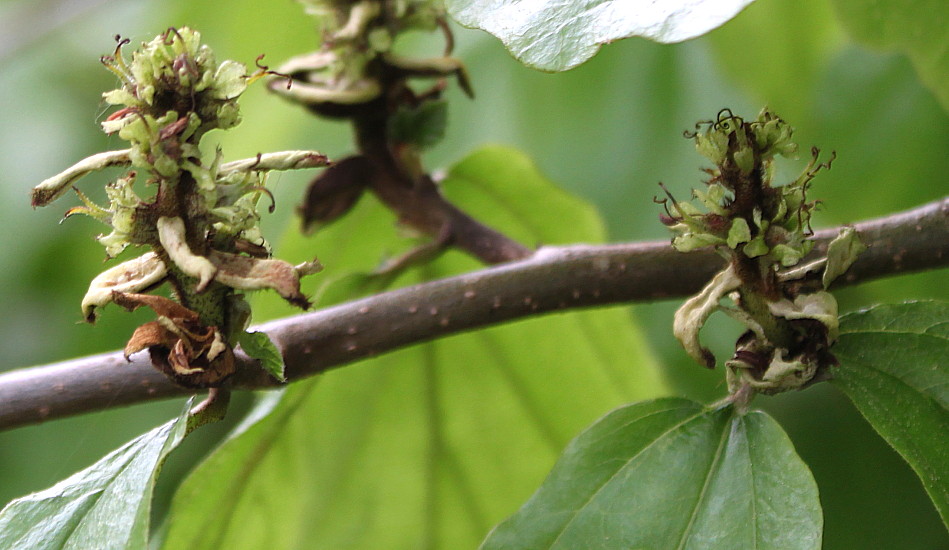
[151,343,236,388]
[299,155,372,232]
[111,292,200,322]
[123,321,175,359]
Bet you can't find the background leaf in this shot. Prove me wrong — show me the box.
[830,301,949,526]
[481,398,821,550]
[446,0,757,71]
[0,402,192,550]
[829,0,949,112]
[158,146,668,549]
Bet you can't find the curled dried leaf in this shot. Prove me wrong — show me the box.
[207,251,317,309]
[124,321,176,359]
[152,342,235,387]
[112,292,199,322]
[115,292,235,387]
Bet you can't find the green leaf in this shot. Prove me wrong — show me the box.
[829,0,949,112]
[0,401,194,550]
[482,398,822,550]
[237,330,286,382]
[830,301,949,526]
[446,0,757,71]
[160,146,667,549]
[389,101,449,150]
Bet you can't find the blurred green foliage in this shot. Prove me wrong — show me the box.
[159,146,666,549]
[0,0,945,547]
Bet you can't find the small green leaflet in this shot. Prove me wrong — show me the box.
[831,301,949,527]
[447,0,757,71]
[238,331,286,382]
[388,101,448,150]
[0,400,195,550]
[481,398,822,550]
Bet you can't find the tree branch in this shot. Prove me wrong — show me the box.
[1,198,945,431]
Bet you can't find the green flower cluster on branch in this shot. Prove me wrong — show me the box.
[269,0,493,258]
[661,109,865,400]
[273,0,470,114]
[664,108,821,267]
[31,28,330,387]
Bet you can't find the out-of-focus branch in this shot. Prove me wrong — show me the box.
[0,198,945,431]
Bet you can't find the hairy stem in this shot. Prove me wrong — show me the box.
[0,198,945,430]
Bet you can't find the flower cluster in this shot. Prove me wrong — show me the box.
[269,0,471,118]
[662,109,864,398]
[268,0,472,236]
[32,28,329,387]
[662,109,825,267]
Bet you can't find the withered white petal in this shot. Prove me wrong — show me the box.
[271,78,382,105]
[81,252,167,321]
[157,216,218,291]
[219,150,330,176]
[205,329,227,361]
[769,291,840,341]
[727,350,817,394]
[295,259,324,277]
[673,265,742,368]
[761,353,816,387]
[32,149,132,207]
[822,226,866,289]
[335,0,381,40]
[382,53,466,75]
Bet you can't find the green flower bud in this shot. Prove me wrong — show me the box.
[743,235,769,258]
[672,232,727,252]
[733,144,755,175]
[692,184,728,215]
[770,243,805,267]
[752,108,798,160]
[101,28,248,137]
[695,128,729,166]
[726,218,751,248]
